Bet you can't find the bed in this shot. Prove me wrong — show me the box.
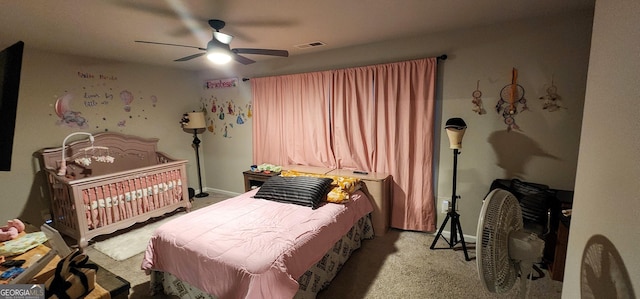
[36,132,191,248]
[141,171,381,299]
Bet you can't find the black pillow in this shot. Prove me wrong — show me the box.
[253,176,334,209]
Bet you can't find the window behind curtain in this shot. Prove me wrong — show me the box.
[251,57,438,232]
[251,71,335,167]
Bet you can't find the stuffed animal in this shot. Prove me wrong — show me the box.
[0,219,26,242]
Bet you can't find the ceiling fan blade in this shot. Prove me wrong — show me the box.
[111,0,225,24]
[135,40,205,51]
[112,1,294,28]
[175,52,206,62]
[232,53,255,65]
[232,48,289,57]
[171,21,295,41]
[112,1,187,19]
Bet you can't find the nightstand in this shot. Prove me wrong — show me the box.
[326,169,392,236]
[243,171,279,192]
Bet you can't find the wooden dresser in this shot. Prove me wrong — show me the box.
[548,190,573,281]
[327,169,392,236]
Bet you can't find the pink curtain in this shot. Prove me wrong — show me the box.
[252,57,437,232]
[372,58,437,232]
[331,67,376,170]
[331,58,437,231]
[252,71,336,167]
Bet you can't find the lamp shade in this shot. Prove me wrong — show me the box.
[183,112,206,129]
[445,118,467,149]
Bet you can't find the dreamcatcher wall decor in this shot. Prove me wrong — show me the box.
[539,76,565,111]
[472,80,486,115]
[496,68,528,131]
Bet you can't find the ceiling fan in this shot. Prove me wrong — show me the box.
[135,19,289,65]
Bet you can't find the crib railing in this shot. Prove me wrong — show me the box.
[46,159,190,248]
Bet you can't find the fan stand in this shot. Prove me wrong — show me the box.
[430,148,471,261]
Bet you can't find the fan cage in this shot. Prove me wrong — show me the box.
[477,189,523,293]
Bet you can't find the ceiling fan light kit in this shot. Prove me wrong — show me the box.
[207,50,232,64]
[205,37,232,64]
[135,19,289,66]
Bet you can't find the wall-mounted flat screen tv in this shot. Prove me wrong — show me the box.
[0,41,24,171]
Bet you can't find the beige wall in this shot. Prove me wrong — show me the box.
[4,4,636,295]
[199,10,594,236]
[563,0,640,296]
[0,47,201,225]
[1,10,595,251]
[194,79,254,194]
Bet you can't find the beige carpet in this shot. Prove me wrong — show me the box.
[92,214,183,261]
[83,192,564,299]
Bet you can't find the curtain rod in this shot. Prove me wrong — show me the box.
[242,54,447,82]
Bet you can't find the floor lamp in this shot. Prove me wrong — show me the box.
[182,112,208,198]
[430,117,471,261]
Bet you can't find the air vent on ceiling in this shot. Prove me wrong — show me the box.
[294,41,326,49]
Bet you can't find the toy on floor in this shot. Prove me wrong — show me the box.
[0,219,25,242]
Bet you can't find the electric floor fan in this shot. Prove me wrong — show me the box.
[476,189,545,298]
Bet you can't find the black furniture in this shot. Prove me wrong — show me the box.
[490,179,558,237]
[96,264,131,298]
[488,178,573,280]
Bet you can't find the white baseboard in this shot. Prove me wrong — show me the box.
[203,187,241,197]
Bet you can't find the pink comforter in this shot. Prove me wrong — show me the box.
[141,189,373,299]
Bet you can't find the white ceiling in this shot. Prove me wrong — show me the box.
[0,0,594,72]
